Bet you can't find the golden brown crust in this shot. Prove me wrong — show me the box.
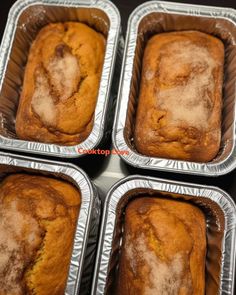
[134,31,224,162]
[16,22,106,145]
[116,197,206,295]
[0,174,81,295]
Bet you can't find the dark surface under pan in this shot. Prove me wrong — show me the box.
[0,0,236,200]
[0,0,236,294]
[0,0,235,201]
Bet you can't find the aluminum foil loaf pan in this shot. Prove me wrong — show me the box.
[92,175,236,295]
[0,0,121,157]
[113,1,236,176]
[0,151,100,295]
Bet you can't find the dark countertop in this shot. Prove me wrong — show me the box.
[0,0,236,202]
[1,0,236,37]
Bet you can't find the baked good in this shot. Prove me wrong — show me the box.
[0,174,81,295]
[134,31,224,162]
[16,22,106,145]
[116,197,206,295]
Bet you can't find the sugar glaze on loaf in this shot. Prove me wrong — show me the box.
[0,174,81,295]
[16,22,106,145]
[134,31,224,162]
[116,197,206,295]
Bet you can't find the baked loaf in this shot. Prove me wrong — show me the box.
[134,31,224,162]
[116,197,206,295]
[0,174,81,295]
[16,22,106,145]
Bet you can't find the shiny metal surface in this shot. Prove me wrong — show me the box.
[113,1,236,176]
[0,1,236,295]
[92,175,236,295]
[0,151,100,295]
[0,0,121,157]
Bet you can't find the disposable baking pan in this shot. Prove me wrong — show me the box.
[113,1,236,176]
[92,175,236,295]
[0,151,100,295]
[0,0,121,157]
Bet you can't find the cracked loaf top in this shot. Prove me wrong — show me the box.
[134,31,224,162]
[16,22,106,145]
[0,174,81,295]
[116,197,206,295]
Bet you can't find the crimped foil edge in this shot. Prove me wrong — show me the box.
[92,175,236,295]
[0,0,121,158]
[0,151,99,295]
[112,0,236,176]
